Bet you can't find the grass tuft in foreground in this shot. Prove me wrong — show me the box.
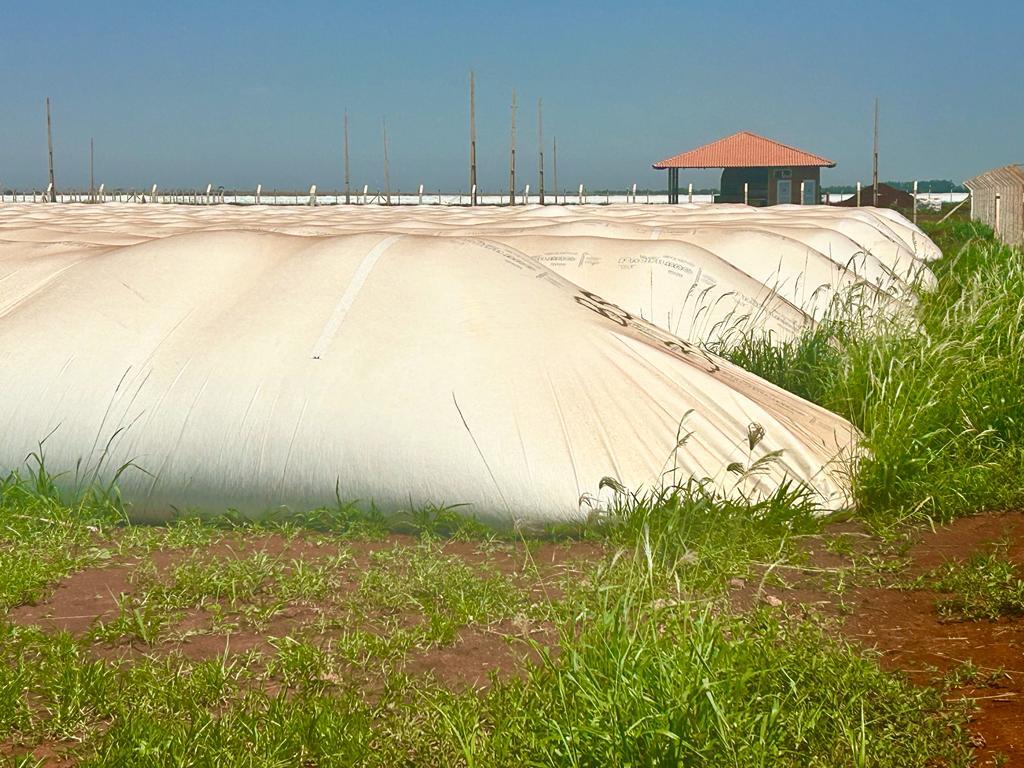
[913,543,1024,621]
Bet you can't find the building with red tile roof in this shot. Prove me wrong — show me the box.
[653,131,835,205]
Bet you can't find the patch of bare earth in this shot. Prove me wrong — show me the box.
[6,534,595,676]
[402,620,553,690]
[7,563,134,634]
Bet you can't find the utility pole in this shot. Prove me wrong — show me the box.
[509,89,517,205]
[382,118,391,205]
[872,97,879,207]
[469,71,477,206]
[89,137,94,202]
[46,97,57,202]
[538,98,545,205]
[344,110,351,204]
[552,136,558,205]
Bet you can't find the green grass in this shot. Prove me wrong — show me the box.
[465,607,967,767]
[720,220,1024,523]
[914,543,1024,621]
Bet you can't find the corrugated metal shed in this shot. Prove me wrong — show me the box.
[653,131,835,169]
[965,164,1024,246]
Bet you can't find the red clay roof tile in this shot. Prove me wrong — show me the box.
[653,131,835,169]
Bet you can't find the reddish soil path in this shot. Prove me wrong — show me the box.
[806,512,1024,767]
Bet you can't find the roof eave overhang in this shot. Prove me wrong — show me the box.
[652,161,836,170]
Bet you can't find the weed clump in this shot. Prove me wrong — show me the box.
[916,544,1024,621]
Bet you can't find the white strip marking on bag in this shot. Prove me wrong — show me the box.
[311,234,402,359]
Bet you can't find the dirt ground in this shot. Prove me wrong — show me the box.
[793,513,1024,766]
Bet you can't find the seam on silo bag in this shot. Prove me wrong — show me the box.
[310,234,403,359]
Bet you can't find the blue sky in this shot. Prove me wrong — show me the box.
[1,0,1020,192]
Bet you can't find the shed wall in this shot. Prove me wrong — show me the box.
[966,168,1024,247]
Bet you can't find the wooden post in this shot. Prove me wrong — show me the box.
[418,184,423,205]
[688,182,693,203]
[578,183,583,204]
[800,180,806,205]
[98,183,104,202]
[256,184,261,204]
[552,137,558,205]
[537,98,544,205]
[206,183,212,204]
[524,184,530,203]
[469,71,478,206]
[995,193,1001,236]
[744,182,749,205]
[872,97,879,206]
[344,109,351,204]
[45,97,57,202]
[309,184,317,206]
[509,89,517,205]
[631,183,637,203]
[382,118,391,205]
[912,180,918,224]
[151,183,157,203]
[856,182,861,207]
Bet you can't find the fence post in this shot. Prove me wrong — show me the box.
[856,182,861,207]
[994,193,1001,236]
[800,180,806,205]
[256,184,261,205]
[418,184,424,205]
[578,184,584,204]
[743,182,749,205]
[309,184,317,206]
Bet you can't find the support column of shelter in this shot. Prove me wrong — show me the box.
[667,168,679,204]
